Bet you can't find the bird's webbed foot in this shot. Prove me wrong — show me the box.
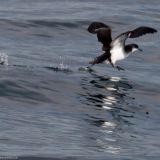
[116,66,125,71]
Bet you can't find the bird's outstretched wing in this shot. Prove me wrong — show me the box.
[128,26,157,38]
[111,26,157,47]
[89,50,111,65]
[88,22,112,50]
[88,22,110,33]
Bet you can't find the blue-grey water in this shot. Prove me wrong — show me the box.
[0,1,159,160]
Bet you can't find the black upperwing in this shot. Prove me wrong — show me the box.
[88,22,112,51]
[128,26,157,38]
[88,22,110,33]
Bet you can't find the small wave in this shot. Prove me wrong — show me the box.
[32,33,53,38]
[0,19,35,28]
[29,20,78,28]
[28,20,89,29]
[0,18,90,30]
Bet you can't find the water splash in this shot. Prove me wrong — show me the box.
[58,61,69,70]
[45,56,72,73]
[0,52,8,66]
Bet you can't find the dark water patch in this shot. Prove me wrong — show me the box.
[11,64,30,68]
[0,19,36,28]
[44,66,73,73]
[0,19,90,30]
[29,20,79,28]
[7,65,73,74]
[28,20,91,29]
[32,33,53,38]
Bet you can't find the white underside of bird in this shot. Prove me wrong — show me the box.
[111,47,125,64]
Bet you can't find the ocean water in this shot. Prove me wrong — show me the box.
[0,0,159,159]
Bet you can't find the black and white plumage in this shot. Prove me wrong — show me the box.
[88,22,157,70]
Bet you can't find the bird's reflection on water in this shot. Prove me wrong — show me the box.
[79,73,136,153]
[80,73,134,119]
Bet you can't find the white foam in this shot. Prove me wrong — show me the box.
[59,62,69,70]
[58,56,69,70]
[0,52,8,66]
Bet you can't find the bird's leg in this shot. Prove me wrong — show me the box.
[108,58,122,70]
[108,58,115,68]
[110,62,114,68]
[108,58,125,71]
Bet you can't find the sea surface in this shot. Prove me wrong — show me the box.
[0,0,159,160]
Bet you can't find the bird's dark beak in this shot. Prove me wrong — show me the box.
[138,48,143,52]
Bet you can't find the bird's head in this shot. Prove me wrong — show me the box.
[131,44,143,53]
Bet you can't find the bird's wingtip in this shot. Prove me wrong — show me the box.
[154,28,158,33]
[147,26,157,33]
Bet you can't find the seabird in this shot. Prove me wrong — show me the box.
[88,22,157,70]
